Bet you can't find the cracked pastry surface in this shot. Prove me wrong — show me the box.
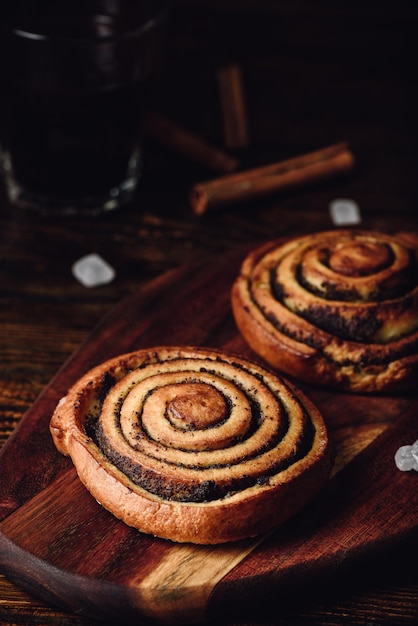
[231,229,418,392]
[50,346,332,544]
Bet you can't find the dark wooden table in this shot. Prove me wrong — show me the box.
[1,1,418,624]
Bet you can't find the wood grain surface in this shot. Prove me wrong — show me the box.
[1,246,417,625]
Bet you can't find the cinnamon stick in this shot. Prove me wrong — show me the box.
[144,111,239,174]
[190,142,355,216]
[216,64,249,149]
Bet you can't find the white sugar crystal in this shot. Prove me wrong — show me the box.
[72,253,115,288]
[329,198,361,225]
[395,444,418,472]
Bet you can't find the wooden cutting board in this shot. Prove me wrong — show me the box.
[1,245,418,625]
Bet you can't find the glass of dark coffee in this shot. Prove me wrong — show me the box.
[0,0,170,216]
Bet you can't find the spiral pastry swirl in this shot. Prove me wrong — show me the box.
[50,346,332,544]
[232,230,418,392]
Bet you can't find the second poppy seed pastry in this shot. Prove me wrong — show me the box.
[50,346,332,544]
[231,229,418,392]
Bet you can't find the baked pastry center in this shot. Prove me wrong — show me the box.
[167,383,228,430]
[329,241,390,276]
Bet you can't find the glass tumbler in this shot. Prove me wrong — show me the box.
[0,0,170,216]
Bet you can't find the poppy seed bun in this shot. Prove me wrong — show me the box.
[50,346,332,544]
[231,230,418,392]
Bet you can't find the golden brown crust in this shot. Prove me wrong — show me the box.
[50,346,332,544]
[231,230,418,392]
